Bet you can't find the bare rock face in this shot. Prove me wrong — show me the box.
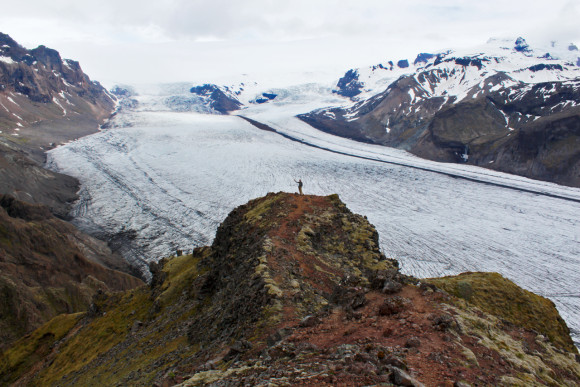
[1,193,578,386]
[189,84,243,114]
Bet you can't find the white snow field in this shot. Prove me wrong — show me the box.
[48,86,580,347]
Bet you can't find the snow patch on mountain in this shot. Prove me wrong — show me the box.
[0,56,15,64]
[332,37,580,104]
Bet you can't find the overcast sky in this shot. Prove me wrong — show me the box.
[2,0,579,84]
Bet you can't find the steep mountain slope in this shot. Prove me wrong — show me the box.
[0,34,145,351]
[0,32,117,216]
[0,32,115,162]
[189,84,243,113]
[2,193,578,386]
[0,195,144,349]
[0,141,79,219]
[299,38,580,187]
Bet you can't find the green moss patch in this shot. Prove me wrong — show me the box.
[158,249,209,305]
[428,272,576,352]
[243,193,284,226]
[0,312,83,384]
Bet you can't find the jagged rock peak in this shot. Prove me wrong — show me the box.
[397,59,410,68]
[334,69,363,98]
[514,36,532,52]
[0,32,20,49]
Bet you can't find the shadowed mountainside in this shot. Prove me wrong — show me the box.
[0,142,79,219]
[0,195,144,349]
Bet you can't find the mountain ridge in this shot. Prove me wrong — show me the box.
[0,34,144,350]
[2,193,578,386]
[0,32,118,215]
[0,32,116,162]
[299,37,580,187]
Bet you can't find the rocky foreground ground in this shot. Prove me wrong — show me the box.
[1,193,579,386]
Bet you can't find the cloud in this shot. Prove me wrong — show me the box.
[1,0,579,83]
[4,0,580,45]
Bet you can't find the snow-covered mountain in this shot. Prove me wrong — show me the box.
[330,37,580,101]
[105,38,580,187]
[299,37,580,187]
[0,33,115,140]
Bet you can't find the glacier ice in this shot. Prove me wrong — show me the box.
[47,87,580,348]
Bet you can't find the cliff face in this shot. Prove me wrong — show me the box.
[0,195,143,349]
[1,193,578,386]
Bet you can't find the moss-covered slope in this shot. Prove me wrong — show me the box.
[427,271,576,353]
[1,192,397,385]
[2,193,578,386]
[0,195,143,349]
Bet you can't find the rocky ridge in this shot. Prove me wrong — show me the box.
[2,193,578,386]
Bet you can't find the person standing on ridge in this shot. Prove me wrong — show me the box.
[294,179,303,195]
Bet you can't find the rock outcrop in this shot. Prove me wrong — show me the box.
[189,84,243,114]
[333,69,364,98]
[1,193,578,386]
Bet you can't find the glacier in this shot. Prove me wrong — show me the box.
[47,84,580,347]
